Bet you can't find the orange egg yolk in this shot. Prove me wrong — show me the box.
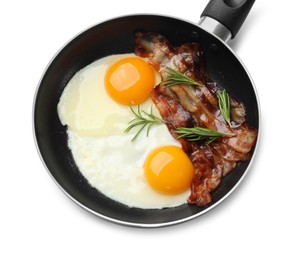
[144,146,194,195]
[105,57,155,105]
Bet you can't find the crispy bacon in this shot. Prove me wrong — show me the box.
[135,32,258,206]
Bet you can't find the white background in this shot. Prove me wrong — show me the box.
[1,0,292,259]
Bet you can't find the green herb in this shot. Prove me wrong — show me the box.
[124,106,165,141]
[174,127,225,144]
[125,106,227,144]
[217,89,232,127]
[161,67,203,88]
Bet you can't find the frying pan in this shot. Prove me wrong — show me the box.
[33,0,260,227]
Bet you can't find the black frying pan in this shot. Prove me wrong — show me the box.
[33,0,260,227]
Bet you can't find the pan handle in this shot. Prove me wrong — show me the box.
[199,0,255,42]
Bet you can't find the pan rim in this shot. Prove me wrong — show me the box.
[32,13,261,228]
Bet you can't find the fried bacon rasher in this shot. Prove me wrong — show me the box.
[135,32,257,206]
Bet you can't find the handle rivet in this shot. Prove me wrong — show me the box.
[209,43,219,53]
[191,31,200,41]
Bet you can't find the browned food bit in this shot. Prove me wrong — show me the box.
[135,32,257,206]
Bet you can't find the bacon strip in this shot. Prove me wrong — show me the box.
[135,32,257,206]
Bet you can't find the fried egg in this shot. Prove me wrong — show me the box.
[57,54,160,136]
[57,54,194,209]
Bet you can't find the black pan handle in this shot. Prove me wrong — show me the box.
[201,0,255,39]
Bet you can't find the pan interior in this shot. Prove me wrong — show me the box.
[34,15,259,226]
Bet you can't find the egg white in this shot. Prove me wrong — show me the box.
[58,54,190,209]
[67,125,190,209]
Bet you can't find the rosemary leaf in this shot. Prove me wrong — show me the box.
[124,105,165,141]
[161,67,203,88]
[175,127,225,144]
[217,89,232,127]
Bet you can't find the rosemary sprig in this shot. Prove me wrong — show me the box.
[161,67,203,88]
[217,89,232,127]
[124,106,165,141]
[125,106,226,144]
[175,127,225,144]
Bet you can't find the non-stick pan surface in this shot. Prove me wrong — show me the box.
[34,9,259,227]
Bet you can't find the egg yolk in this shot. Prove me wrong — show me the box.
[144,146,194,195]
[105,57,155,105]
